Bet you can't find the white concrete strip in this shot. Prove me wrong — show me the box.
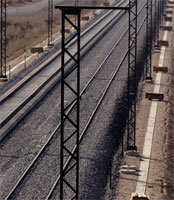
[135,24,169,195]
[158,47,165,68]
[135,101,158,194]
[7,56,33,75]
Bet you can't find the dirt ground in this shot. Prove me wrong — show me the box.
[114,5,174,200]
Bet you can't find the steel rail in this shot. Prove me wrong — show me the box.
[4,2,147,199]
[4,0,126,75]
[1,0,127,104]
[3,1,129,199]
[46,4,148,200]
[0,0,128,123]
[0,0,129,142]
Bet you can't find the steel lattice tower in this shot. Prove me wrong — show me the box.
[0,0,7,80]
[56,2,137,198]
[127,0,137,150]
[60,8,81,200]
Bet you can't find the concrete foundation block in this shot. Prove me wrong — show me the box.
[130,193,149,200]
[166,5,173,8]
[145,92,164,101]
[163,26,173,31]
[121,165,137,170]
[125,150,139,157]
[165,10,173,14]
[153,66,168,73]
[82,16,90,20]
[103,2,110,6]
[120,168,137,175]
[164,16,172,21]
[158,40,169,47]
[168,1,174,4]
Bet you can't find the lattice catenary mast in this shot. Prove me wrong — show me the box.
[56,1,137,198]
[127,0,137,150]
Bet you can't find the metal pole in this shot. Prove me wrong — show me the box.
[145,0,152,80]
[60,10,65,200]
[156,0,160,43]
[161,0,166,26]
[24,55,27,68]
[160,0,163,27]
[154,0,157,44]
[76,11,80,198]
[48,0,53,47]
[9,65,11,79]
[159,0,163,27]
[154,0,160,47]
[0,0,7,80]
[109,158,113,189]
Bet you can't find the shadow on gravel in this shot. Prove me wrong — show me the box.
[79,39,147,200]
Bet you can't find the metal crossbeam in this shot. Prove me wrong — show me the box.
[127,0,137,150]
[0,0,7,80]
[56,6,129,10]
[60,9,80,200]
[48,0,53,46]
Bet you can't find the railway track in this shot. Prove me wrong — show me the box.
[46,6,149,200]
[0,0,153,199]
[0,0,128,141]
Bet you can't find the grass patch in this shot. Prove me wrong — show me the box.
[7,8,60,59]
[7,0,40,6]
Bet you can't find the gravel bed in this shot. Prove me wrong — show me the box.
[1,7,129,199]
[0,7,127,199]
[0,1,148,199]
